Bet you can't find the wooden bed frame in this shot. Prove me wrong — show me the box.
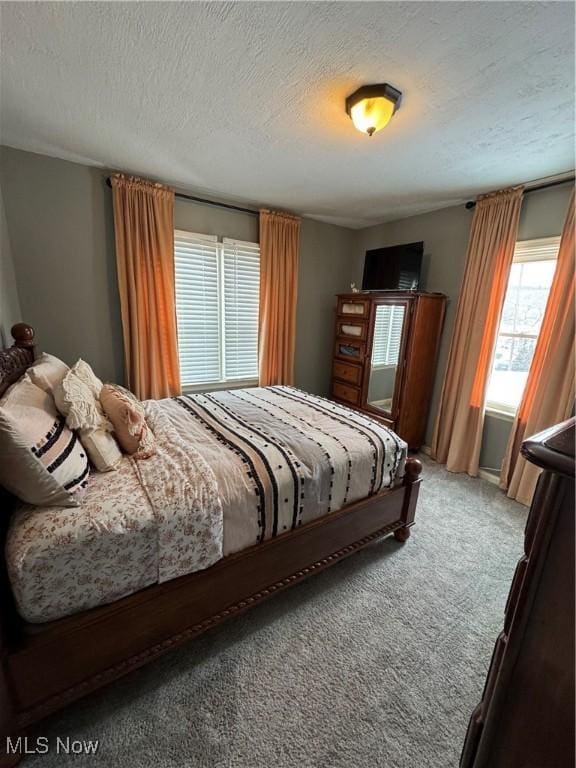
[0,324,422,766]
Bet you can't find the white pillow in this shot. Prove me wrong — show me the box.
[54,360,122,472]
[0,377,89,506]
[27,353,69,395]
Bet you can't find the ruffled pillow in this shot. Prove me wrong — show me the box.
[54,360,122,472]
[100,384,156,459]
[54,359,106,431]
[69,358,103,400]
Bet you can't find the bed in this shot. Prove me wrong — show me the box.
[0,324,422,765]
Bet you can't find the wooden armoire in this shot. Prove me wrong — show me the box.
[330,291,446,449]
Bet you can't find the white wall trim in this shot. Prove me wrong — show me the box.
[485,406,515,422]
[182,378,258,394]
[421,443,501,485]
[478,468,500,486]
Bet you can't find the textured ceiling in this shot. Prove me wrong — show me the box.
[0,2,574,228]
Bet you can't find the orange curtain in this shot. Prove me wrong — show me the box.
[500,189,575,505]
[431,186,524,474]
[258,209,301,386]
[111,174,180,400]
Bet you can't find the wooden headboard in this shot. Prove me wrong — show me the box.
[0,323,36,398]
[0,324,36,643]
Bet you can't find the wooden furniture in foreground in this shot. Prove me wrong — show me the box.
[460,418,575,768]
[0,324,423,767]
[330,292,446,450]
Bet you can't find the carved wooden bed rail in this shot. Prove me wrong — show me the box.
[0,324,423,767]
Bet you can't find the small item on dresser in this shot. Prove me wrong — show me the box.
[100,383,156,459]
[54,359,122,472]
[27,352,69,394]
[0,376,89,506]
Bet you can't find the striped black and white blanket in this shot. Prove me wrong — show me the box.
[154,386,407,556]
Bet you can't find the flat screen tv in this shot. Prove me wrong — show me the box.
[362,242,423,291]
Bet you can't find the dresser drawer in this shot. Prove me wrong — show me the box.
[481,632,507,713]
[460,703,484,768]
[336,319,368,341]
[504,556,528,635]
[332,381,361,406]
[338,297,370,318]
[334,338,366,363]
[333,361,362,387]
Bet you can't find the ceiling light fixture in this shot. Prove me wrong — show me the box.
[346,83,402,137]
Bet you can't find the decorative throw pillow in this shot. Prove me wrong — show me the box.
[69,358,103,399]
[0,377,89,506]
[77,428,122,473]
[100,384,156,459]
[27,353,70,395]
[54,359,105,431]
[53,360,122,472]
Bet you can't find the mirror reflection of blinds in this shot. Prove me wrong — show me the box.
[372,306,404,366]
[398,270,416,289]
[174,231,260,386]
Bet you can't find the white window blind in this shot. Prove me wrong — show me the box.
[513,236,561,263]
[371,305,405,366]
[222,238,260,380]
[174,230,260,388]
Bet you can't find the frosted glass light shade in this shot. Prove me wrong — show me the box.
[346,84,402,137]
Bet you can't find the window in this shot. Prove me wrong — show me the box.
[371,304,405,367]
[174,230,260,388]
[485,236,560,414]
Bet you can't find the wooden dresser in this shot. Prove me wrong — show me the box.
[460,418,575,768]
[330,291,446,449]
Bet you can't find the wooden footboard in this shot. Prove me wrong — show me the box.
[0,325,422,766]
[0,459,421,765]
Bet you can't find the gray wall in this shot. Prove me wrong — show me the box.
[174,196,258,243]
[295,218,356,394]
[0,147,124,381]
[0,183,21,347]
[0,146,355,395]
[352,183,573,471]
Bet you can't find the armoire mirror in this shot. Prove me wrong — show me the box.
[367,303,406,416]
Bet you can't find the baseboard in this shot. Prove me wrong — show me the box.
[421,446,500,486]
[478,469,500,486]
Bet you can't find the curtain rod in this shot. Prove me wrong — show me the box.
[464,176,575,210]
[105,177,259,216]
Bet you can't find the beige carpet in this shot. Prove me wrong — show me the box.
[26,456,527,767]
